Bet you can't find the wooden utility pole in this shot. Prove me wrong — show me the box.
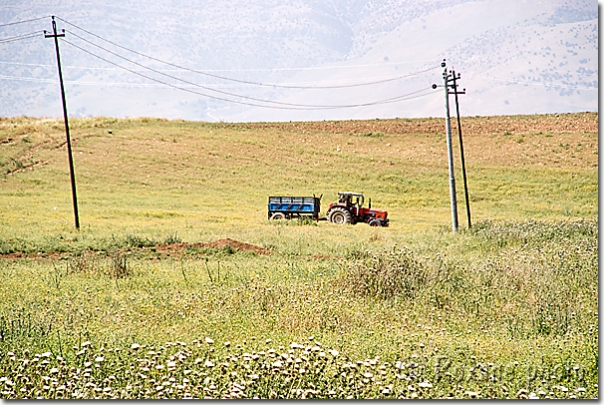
[442,60,458,232]
[451,69,471,228]
[45,16,80,229]
[432,60,470,232]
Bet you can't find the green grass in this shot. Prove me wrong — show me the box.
[0,114,598,398]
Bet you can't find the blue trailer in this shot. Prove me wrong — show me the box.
[268,196,321,220]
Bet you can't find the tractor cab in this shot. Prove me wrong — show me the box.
[338,192,364,210]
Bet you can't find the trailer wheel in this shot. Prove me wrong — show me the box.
[270,212,286,220]
[368,219,381,227]
[328,207,352,225]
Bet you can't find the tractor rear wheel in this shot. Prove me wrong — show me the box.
[270,212,286,220]
[328,207,352,225]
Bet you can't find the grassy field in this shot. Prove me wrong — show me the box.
[0,112,598,399]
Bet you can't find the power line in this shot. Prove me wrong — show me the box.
[62,34,435,109]
[0,72,437,105]
[0,16,50,29]
[0,74,55,83]
[0,16,439,111]
[0,59,435,89]
[61,37,436,110]
[0,73,170,88]
[62,34,344,108]
[58,17,438,89]
[194,59,440,73]
[0,31,43,44]
[3,56,597,93]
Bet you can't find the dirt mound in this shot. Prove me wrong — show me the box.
[199,238,271,255]
[150,238,272,257]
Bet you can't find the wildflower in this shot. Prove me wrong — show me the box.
[418,381,433,389]
[49,368,60,374]
[95,356,104,363]
[466,391,479,398]
[328,349,339,357]
[205,337,214,345]
[204,360,215,368]
[224,341,231,348]
[131,343,140,350]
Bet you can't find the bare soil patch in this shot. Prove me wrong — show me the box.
[223,112,597,136]
[0,238,272,261]
[155,238,271,256]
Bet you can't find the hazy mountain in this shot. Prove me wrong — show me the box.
[0,0,597,121]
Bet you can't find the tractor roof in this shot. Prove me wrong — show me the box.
[338,192,364,197]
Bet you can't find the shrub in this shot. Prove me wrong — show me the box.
[340,247,426,299]
[164,233,182,245]
[111,252,130,278]
[124,235,157,248]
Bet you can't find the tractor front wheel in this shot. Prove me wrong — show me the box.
[270,212,286,220]
[368,218,381,227]
[328,207,352,225]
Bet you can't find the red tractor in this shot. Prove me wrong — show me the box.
[326,192,389,227]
